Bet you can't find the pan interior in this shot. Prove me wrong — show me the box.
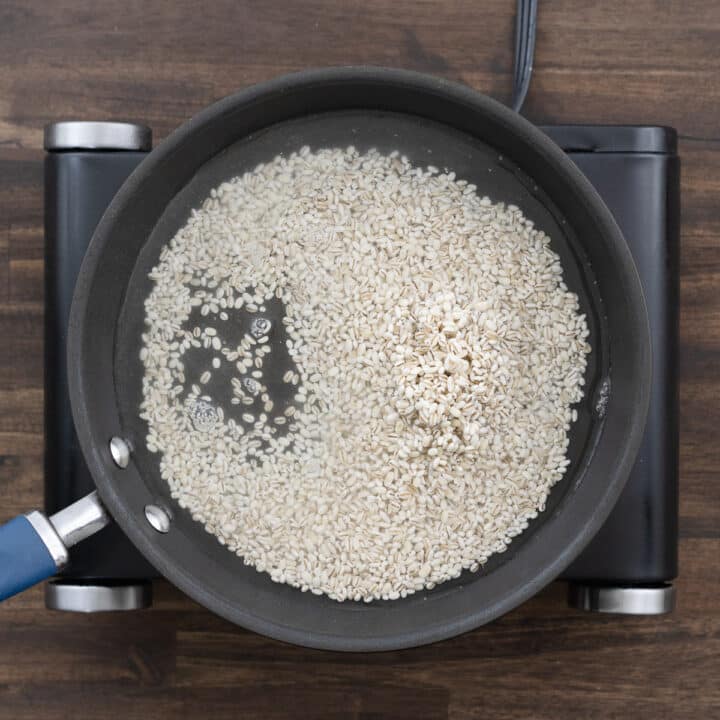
[114,109,606,609]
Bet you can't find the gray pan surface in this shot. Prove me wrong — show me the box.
[67,67,651,651]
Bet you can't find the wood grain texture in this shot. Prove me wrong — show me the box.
[0,1,718,717]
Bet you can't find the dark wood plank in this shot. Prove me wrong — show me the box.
[0,1,718,718]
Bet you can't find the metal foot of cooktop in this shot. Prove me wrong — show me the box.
[567,583,675,615]
[44,121,152,152]
[45,581,152,612]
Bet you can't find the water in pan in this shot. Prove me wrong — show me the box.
[114,111,607,604]
[135,141,590,601]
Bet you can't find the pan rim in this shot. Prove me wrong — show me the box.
[67,66,651,651]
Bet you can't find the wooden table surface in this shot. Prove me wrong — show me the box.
[1,1,718,717]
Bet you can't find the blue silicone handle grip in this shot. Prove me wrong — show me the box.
[0,516,58,601]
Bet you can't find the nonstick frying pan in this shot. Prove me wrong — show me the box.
[0,68,651,651]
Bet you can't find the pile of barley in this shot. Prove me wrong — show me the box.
[140,146,590,602]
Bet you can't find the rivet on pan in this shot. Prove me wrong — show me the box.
[109,437,130,468]
[250,317,272,338]
[144,504,171,533]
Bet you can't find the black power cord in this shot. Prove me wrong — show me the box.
[511,0,538,113]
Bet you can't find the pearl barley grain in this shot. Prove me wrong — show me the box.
[140,146,590,603]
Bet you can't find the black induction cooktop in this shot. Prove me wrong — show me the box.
[42,121,679,616]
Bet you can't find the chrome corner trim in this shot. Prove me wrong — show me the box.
[45,582,152,613]
[568,583,676,615]
[24,511,69,569]
[44,121,152,151]
[49,491,110,548]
